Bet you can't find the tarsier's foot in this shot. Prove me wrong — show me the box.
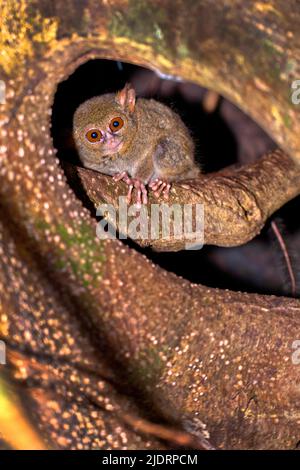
[113,172,148,206]
[149,179,171,200]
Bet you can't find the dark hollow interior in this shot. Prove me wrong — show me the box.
[51,59,300,298]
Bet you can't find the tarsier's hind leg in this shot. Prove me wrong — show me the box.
[149,138,199,199]
[149,179,172,198]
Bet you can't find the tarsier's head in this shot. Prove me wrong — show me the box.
[73,84,137,165]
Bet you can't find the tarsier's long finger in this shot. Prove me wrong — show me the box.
[141,184,148,204]
[124,175,133,185]
[148,179,156,187]
[162,183,171,200]
[114,172,132,185]
[136,187,142,207]
[149,179,161,191]
[113,171,127,182]
[154,182,167,198]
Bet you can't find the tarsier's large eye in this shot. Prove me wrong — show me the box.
[86,129,102,142]
[109,116,124,132]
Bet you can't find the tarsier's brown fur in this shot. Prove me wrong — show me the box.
[73,83,200,204]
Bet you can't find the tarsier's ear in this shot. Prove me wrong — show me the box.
[116,83,136,113]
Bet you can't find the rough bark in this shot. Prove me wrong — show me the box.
[76,149,300,251]
[0,0,300,450]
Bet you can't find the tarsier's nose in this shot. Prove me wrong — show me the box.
[106,129,114,139]
[101,130,122,152]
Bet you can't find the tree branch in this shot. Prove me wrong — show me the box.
[77,149,300,251]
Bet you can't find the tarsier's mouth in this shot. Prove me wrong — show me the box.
[101,139,123,154]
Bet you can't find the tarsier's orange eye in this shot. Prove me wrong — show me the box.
[86,129,102,142]
[109,116,124,132]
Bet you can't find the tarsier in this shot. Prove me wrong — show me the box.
[73,83,200,205]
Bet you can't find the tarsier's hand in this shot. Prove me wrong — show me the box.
[113,172,148,206]
[113,173,172,205]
